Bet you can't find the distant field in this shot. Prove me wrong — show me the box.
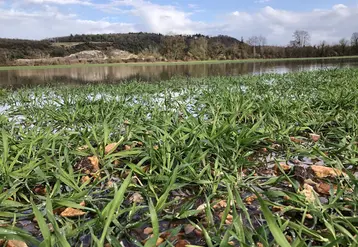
[1,55,358,71]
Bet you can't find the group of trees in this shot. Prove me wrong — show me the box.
[1,31,358,66]
[246,31,358,58]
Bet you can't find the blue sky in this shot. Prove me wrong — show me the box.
[0,0,357,45]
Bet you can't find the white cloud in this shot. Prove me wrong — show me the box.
[24,0,92,5]
[0,5,136,39]
[223,4,358,45]
[0,0,358,45]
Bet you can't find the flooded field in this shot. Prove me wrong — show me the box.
[1,58,358,88]
[1,69,358,246]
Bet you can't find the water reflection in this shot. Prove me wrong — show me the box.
[1,58,358,88]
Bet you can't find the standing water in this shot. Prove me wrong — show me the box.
[1,58,358,88]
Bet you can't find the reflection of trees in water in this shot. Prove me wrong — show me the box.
[0,59,357,88]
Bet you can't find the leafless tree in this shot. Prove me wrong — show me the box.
[339,38,348,55]
[291,30,310,47]
[247,35,266,57]
[351,32,358,47]
[257,35,267,46]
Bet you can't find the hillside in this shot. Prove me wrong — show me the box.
[0,32,357,66]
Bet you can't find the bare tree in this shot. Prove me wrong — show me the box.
[257,35,267,46]
[247,36,259,57]
[247,35,266,57]
[339,38,348,55]
[351,32,358,47]
[291,30,310,47]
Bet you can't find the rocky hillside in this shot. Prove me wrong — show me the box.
[0,33,249,66]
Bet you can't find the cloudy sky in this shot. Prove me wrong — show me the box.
[0,0,357,45]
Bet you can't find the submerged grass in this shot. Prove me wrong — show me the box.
[0,68,358,246]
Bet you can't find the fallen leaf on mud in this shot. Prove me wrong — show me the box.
[75,156,100,174]
[106,180,114,188]
[88,156,100,172]
[290,136,304,144]
[175,240,189,247]
[129,192,144,203]
[33,185,46,195]
[60,208,86,217]
[213,200,227,209]
[315,183,335,195]
[311,165,346,179]
[156,237,164,246]
[300,184,316,203]
[184,224,195,234]
[244,195,258,205]
[310,134,320,142]
[105,143,118,154]
[306,214,313,219]
[81,176,91,184]
[256,242,264,247]
[304,179,317,186]
[272,206,284,212]
[196,203,207,211]
[143,227,153,235]
[274,162,291,174]
[5,240,28,247]
[219,212,233,224]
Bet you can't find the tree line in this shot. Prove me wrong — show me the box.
[0,31,358,66]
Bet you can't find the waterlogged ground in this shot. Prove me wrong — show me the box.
[1,69,358,247]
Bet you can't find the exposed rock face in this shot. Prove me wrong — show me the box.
[68,50,108,60]
[14,49,152,66]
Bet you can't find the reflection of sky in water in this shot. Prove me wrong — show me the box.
[1,58,358,88]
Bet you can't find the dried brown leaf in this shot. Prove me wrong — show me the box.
[105,143,118,154]
[213,200,227,209]
[130,192,144,203]
[156,237,164,246]
[311,165,346,179]
[175,240,189,247]
[310,134,320,142]
[244,195,257,205]
[274,162,291,174]
[5,240,28,247]
[300,184,316,203]
[184,224,195,234]
[315,183,335,195]
[60,207,86,217]
[290,136,304,144]
[75,156,100,174]
[143,227,153,235]
[81,176,91,184]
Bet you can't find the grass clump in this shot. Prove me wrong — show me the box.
[0,69,358,246]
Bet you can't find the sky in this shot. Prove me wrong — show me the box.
[0,0,358,45]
